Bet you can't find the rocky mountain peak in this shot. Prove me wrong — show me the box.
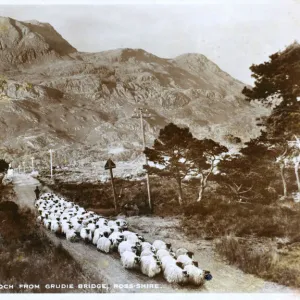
[0,16,76,66]
[174,53,223,74]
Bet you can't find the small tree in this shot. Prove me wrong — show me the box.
[215,154,255,202]
[242,43,300,143]
[189,139,228,202]
[144,123,194,205]
[216,137,279,203]
[224,134,242,144]
[0,159,9,173]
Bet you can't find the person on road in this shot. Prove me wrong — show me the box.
[34,186,40,201]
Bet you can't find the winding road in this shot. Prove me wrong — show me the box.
[12,173,299,294]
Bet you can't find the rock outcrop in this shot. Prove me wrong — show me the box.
[0,17,76,67]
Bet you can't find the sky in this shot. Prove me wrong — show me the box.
[0,0,299,84]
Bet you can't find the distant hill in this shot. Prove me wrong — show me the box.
[0,16,269,166]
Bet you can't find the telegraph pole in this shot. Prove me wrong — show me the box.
[23,161,25,173]
[132,107,152,212]
[104,158,118,212]
[49,149,53,178]
[18,165,21,174]
[31,157,35,172]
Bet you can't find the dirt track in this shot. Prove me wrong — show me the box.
[12,173,299,294]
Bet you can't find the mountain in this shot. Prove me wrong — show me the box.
[0,17,76,67]
[0,17,268,167]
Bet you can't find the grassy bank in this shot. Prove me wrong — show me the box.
[216,235,300,288]
[182,200,300,239]
[0,183,104,293]
[183,199,300,288]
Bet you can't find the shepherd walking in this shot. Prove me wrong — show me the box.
[34,186,40,201]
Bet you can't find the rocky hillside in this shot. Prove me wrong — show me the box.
[0,17,76,67]
[0,16,269,167]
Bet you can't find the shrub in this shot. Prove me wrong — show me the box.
[0,185,104,293]
[216,235,300,288]
[0,159,9,173]
[216,236,278,275]
[224,134,242,144]
[182,198,300,239]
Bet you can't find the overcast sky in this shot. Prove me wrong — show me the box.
[0,0,299,84]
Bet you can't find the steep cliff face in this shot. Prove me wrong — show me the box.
[0,17,268,165]
[0,17,76,67]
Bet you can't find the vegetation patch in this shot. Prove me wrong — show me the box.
[0,183,104,293]
[182,199,300,239]
[216,236,300,288]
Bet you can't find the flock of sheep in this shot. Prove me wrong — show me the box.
[35,192,213,286]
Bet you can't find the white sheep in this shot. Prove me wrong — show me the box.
[76,208,86,215]
[49,207,60,214]
[125,233,145,244]
[72,221,83,233]
[184,264,212,286]
[50,220,61,234]
[66,228,78,242]
[125,235,138,244]
[69,216,78,224]
[43,219,52,230]
[118,241,137,255]
[140,255,162,278]
[93,229,110,244]
[49,214,61,222]
[97,237,113,253]
[121,251,140,269]
[107,220,117,227]
[37,208,45,215]
[161,255,177,271]
[35,200,43,208]
[157,249,175,260]
[115,218,128,227]
[60,214,71,222]
[62,222,72,231]
[92,229,102,245]
[96,218,108,227]
[176,249,193,258]
[141,249,156,257]
[177,253,194,267]
[64,202,73,209]
[87,222,97,232]
[141,242,152,251]
[109,232,124,242]
[123,231,138,241]
[138,235,145,242]
[80,228,92,243]
[82,218,93,226]
[81,213,94,222]
[110,225,123,233]
[109,232,124,249]
[97,225,113,236]
[122,230,136,237]
[153,240,172,251]
[41,211,49,219]
[163,262,189,284]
